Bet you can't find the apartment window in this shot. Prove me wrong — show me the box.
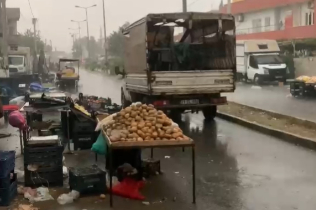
[305,11,314,25]
[252,19,262,33]
[264,17,270,31]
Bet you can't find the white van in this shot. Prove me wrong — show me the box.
[236,40,287,84]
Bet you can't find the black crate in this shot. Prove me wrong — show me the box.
[73,120,96,133]
[0,151,15,178]
[0,173,17,206]
[73,133,98,151]
[25,165,63,187]
[69,165,106,194]
[24,145,63,165]
[0,171,14,189]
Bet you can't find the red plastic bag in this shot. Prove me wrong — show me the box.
[8,111,26,129]
[111,178,145,200]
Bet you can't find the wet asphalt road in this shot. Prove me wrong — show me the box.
[226,83,316,122]
[2,70,316,210]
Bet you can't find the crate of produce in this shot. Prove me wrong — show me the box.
[24,165,63,187]
[24,144,63,165]
[0,171,14,189]
[69,165,106,194]
[73,132,98,150]
[0,151,15,178]
[0,173,17,206]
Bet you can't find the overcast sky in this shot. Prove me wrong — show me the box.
[7,0,224,52]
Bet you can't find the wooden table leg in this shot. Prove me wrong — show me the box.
[109,147,113,207]
[150,148,154,159]
[192,146,196,204]
[19,129,23,154]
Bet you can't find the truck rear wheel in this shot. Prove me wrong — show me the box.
[202,106,217,120]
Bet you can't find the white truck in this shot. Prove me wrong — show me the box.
[121,12,236,120]
[236,40,287,84]
[8,46,32,76]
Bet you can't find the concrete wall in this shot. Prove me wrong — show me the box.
[294,57,316,76]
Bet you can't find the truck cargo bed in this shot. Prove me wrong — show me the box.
[126,70,234,95]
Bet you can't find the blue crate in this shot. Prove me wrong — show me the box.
[0,151,15,178]
[0,173,17,206]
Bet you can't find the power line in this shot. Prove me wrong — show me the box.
[27,0,34,18]
[188,0,202,7]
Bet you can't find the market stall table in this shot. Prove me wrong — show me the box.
[101,129,196,207]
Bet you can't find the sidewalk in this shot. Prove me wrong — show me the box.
[225,83,316,122]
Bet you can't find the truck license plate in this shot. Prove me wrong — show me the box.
[275,76,283,79]
[215,79,230,84]
[180,99,199,105]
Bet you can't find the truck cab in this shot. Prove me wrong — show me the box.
[237,40,287,84]
[8,55,26,74]
[8,46,31,76]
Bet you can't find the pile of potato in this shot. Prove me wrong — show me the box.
[104,103,190,142]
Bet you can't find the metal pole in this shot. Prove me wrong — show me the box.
[182,0,187,12]
[32,18,37,55]
[102,0,108,64]
[1,0,8,76]
[227,0,231,14]
[85,8,90,58]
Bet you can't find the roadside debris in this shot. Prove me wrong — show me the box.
[164,156,170,159]
[14,204,39,210]
[100,194,106,199]
[142,201,150,205]
[57,190,80,205]
[24,187,54,203]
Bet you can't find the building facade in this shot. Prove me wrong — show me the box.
[220,0,316,41]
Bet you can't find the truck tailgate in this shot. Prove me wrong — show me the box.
[126,70,234,95]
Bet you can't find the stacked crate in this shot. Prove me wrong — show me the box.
[0,151,17,206]
[72,118,97,151]
[69,165,106,194]
[24,142,63,187]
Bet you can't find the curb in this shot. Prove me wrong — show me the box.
[217,111,316,150]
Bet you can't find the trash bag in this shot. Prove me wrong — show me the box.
[111,177,145,200]
[91,133,107,155]
[8,111,26,129]
[9,96,25,108]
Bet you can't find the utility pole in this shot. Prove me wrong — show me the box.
[50,40,52,51]
[182,0,187,12]
[227,0,231,14]
[75,5,96,58]
[32,18,37,55]
[71,20,85,61]
[102,0,108,64]
[32,18,38,73]
[1,0,8,75]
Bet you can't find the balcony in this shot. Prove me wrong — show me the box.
[236,25,316,40]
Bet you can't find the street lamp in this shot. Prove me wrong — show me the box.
[75,4,96,58]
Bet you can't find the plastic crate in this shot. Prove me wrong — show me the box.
[69,165,106,194]
[0,171,14,189]
[24,145,63,165]
[73,120,96,133]
[0,173,17,206]
[0,151,15,178]
[73,132,98,151]
[25,165,63,187]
